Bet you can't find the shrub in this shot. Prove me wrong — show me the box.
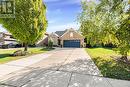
[48,40,53,48]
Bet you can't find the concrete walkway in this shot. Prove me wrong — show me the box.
[0,48,129,87]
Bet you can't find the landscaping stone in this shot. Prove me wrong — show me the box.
[12,50,29,56]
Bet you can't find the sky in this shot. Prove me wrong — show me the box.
[44,0,82,33]
[0,0,128,33]
[0,0,82,33]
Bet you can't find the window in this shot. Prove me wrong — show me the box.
[70,32,73,37]
[10,35,14,39]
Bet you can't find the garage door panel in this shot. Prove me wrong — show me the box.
[63,40,80,48]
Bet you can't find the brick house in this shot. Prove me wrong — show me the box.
[36,33,49,46]
[49,28,85,48]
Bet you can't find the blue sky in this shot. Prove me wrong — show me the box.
[0,0,128,33]
[44,0,82,33]
[0,0,82,33]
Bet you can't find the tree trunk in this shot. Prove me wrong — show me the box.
[120,55,129,64]
[24,43,28,51]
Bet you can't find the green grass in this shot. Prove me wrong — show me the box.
[86,48,130,80]
[0,47,53,64]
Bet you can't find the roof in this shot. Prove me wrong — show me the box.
[4,32,12,36]
[55,30,67,36]
[54,28,83,38]
[50,32,59,37]
[0,32,12,36]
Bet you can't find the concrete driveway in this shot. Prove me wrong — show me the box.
[0,48,130,87]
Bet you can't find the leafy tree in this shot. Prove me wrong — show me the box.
[0,0,47,51]
[115,4,130,62]
[79,1,101,46]
[79,0,130,62]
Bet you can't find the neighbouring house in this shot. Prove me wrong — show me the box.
[38,28,85,48]
[36,33,49,47]
[0,32,17,48]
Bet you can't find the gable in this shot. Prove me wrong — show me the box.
[61,29,84,40]
[50,33,58,37]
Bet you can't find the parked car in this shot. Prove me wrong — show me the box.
[1,44,9,49]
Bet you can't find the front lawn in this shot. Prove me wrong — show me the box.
[86,48,130,80]
[0,47,53,64]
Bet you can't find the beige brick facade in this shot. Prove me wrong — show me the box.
[39,28,85,48]
[60,29,84,47]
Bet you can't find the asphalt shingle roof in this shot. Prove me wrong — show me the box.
[55,30,67,36]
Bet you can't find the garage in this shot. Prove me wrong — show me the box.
[63,40,80,48]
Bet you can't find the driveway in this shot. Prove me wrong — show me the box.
[0,48,130,87]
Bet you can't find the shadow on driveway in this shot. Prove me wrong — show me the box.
[0,58,103,87]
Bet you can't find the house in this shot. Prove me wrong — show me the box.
[36,33,49,46]
[0,32,17,48]
[49,28,85,48]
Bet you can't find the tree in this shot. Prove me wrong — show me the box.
[79,0,130,62]
[79,1,101,46]
[0,0,47,51]
[79,1,120,46]
[115,3,130,62]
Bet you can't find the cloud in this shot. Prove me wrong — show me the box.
[47,22,80,32]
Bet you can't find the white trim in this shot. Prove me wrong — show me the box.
[53,32,59,37]
[50,32,59,37]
